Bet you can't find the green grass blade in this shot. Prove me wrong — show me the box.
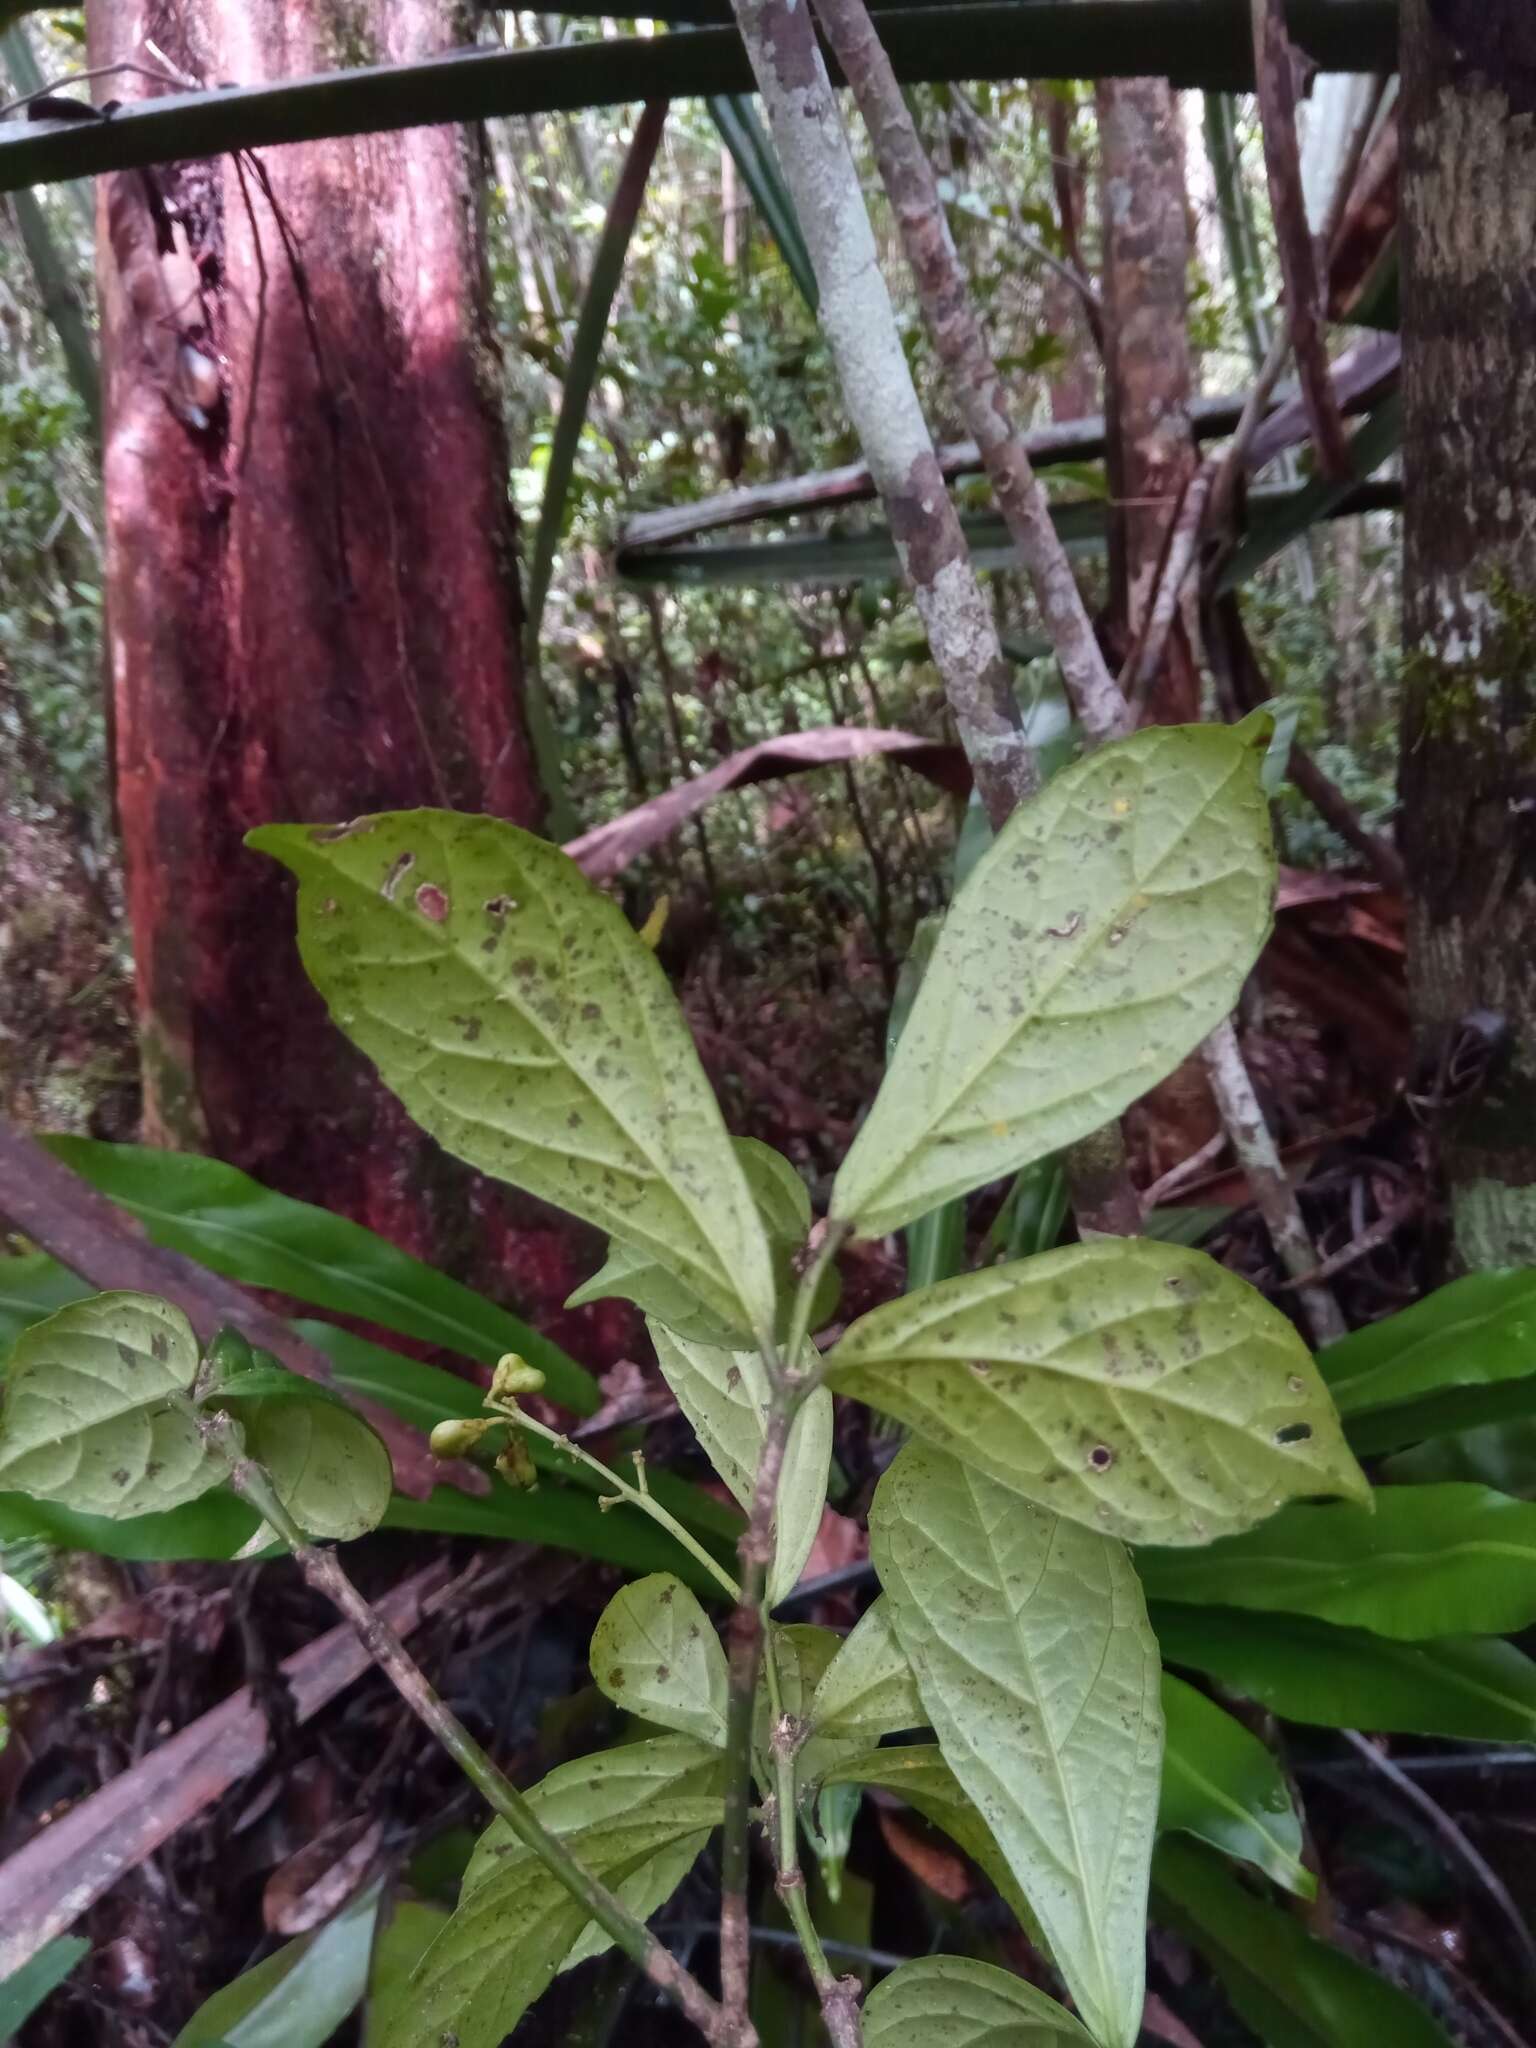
[525,99,667,639]
[44,1136,599,1414]
[706,93,818,310]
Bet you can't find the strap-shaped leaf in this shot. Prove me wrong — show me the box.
[828,1241,1368,1545]
[1155,1835,1455,2048]
[1139,1482,1536,1640]
[0,1293,228,1517]
[871,1443,1162,2048]
[1153,1603,1536,1741]
[590,1573,729,1745]
[405,1737,722,2048]
[169,1881,382,2048]
[865,1957,1093,2048]
[1159,1674,1312,1897]
[649,1320,831,1604]
[47,1133,597,1410]
[832,722,1275,1238]
[569,1138,836,1348]
[250,812,776,1348]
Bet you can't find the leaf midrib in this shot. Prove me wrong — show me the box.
[312,832,761,1323]
[849,741,1253,1219]
[936,1468,1123,2023]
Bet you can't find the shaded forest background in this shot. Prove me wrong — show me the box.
[7,5,1534,2047]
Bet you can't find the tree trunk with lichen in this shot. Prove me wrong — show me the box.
[1398,0,1536,1271]
[87,0,620,1352]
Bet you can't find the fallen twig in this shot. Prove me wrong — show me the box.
[0,1559,452,1979]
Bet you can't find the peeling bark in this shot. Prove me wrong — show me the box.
[1399,0,1536,1269]
[88,1,592,1316]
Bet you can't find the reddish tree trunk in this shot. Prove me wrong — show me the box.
[1096,76,1215,1179]
[1096,74,1201,724]
[89,0,617,1349]
[1034,86,1101,426]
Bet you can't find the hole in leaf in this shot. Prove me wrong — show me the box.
[1088,1444,1115,1472]
[1275,1422,1313,1445]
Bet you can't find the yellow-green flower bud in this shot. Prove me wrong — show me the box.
[429,1417,494,1459]
[490,1354,546,1403]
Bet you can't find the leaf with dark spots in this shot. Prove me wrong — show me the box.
[872,1443,1161,2048]
[648,1321,831,1605]
[830,724,1275,1239]
[589,1576,728,1746]
[409,1737,723,2046]
[249,812,776,1348]
[0,1293,229,1518]
[827,1240,1368,1545]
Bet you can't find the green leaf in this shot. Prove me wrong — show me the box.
[1159,1674,1312,1897]
[0,1935,89,2034]
[871,1442,1162,2048]
[0,1252,89,1350]
[1154,1603,1536,1740]
[1142,1204,1231,1247]
[171,1882,381,2047]
[649,1321,831,1604]
[1218,394,1403,596]
[590,1572,729,1744]
[864,1956,1094,2047]
[830,723,1275,1238]
[382,1480,730,1593]
[407,1737,722,2048]
[0,1485,258,1561]
[809,1613,1312,1898]
[569,1138,836,1348]
[822,1744,1045,1945]
[521,105,669,830]
[759,1622,868,1803]
[1154,1835,1453,2048]
[0,1293,229,1518]
[237,1397,393,1544]
[525,101,665,642]
[1140,1483,1536,1640]
[249,811,777,1350]
[827,1241,1367,1546]
[45,1135,596,1412]
[810,1596,925,1740]
[1317,1267,1536,1456]
[362,1902,450,2048]
[1385,1419,1536,1495]
[706,93,818,311]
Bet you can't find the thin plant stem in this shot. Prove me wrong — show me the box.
[210,1417,736,2048]
[762,1638,864,2046]
[761,0,1141,1241]
[803,0,1340,1300]
[719,1222,850,2033]
[512,1408,743,1603]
